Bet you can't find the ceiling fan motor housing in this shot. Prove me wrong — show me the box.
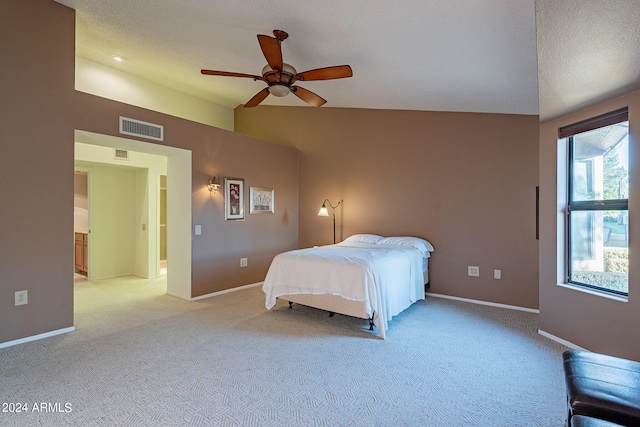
[262,63,296,96]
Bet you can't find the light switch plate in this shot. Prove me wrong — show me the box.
[194,225,202,235]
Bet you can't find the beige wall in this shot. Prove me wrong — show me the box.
[0,0,298,345]
[539,89,640,359]
[84,165,138,279]
[76,57,234,131]
[235,107,540,309]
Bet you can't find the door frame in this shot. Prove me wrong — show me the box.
[74,130,192,299]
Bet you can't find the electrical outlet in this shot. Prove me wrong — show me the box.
[494,269,502,279]
[468,266,480,277]
[240,258,248,267]
[15,290,28,306]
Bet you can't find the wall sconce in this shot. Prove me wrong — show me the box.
[318,199,342,244]
[207,176,220,193]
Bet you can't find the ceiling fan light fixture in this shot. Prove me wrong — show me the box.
[268,84,290,97]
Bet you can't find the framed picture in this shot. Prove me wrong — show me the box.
[250,187,274,214]
[224,178,244,221]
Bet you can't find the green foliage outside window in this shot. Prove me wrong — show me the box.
[604,248,628,273]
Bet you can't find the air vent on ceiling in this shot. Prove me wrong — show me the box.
[119,116,163,141]
[114,149,129,160]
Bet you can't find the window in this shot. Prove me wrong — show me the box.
[561,108,629,296]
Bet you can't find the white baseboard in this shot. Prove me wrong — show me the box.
[537,329,586,350]
[0,326,75,350]
[190,281,263,301]
[426,293,588,349]
[427,292,539,313]
[165,291,190,300]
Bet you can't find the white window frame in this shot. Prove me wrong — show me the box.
[560,108,629,297]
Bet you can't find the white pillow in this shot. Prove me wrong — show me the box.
[343,234,384,244]
[377,236,434,256]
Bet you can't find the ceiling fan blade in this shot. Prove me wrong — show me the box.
[244,88,270,108]
[257,35,283,72]
[291,86,327,107]
[293,65,353,83]
[201,69,264,81]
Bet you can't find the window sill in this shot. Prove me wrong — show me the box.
[557,282,628,303]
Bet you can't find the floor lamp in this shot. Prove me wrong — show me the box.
[318,199,342,244]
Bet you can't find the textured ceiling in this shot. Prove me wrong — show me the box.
[54,0,640,121]
[536,0,640,121]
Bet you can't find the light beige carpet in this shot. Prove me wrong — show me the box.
[0,276,569,426]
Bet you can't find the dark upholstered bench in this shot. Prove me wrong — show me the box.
[570,415,626,427]
[563,350,640,427]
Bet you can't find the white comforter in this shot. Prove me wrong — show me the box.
[262,242,425,339]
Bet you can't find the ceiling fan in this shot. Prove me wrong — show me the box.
[201,30,353,108]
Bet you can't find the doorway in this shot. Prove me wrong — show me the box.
[160,175,167,276]
[73,130,192,299]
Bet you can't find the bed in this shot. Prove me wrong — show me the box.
[262,234,434,339]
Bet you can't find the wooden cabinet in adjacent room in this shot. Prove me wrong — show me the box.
[74,232,88,275]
